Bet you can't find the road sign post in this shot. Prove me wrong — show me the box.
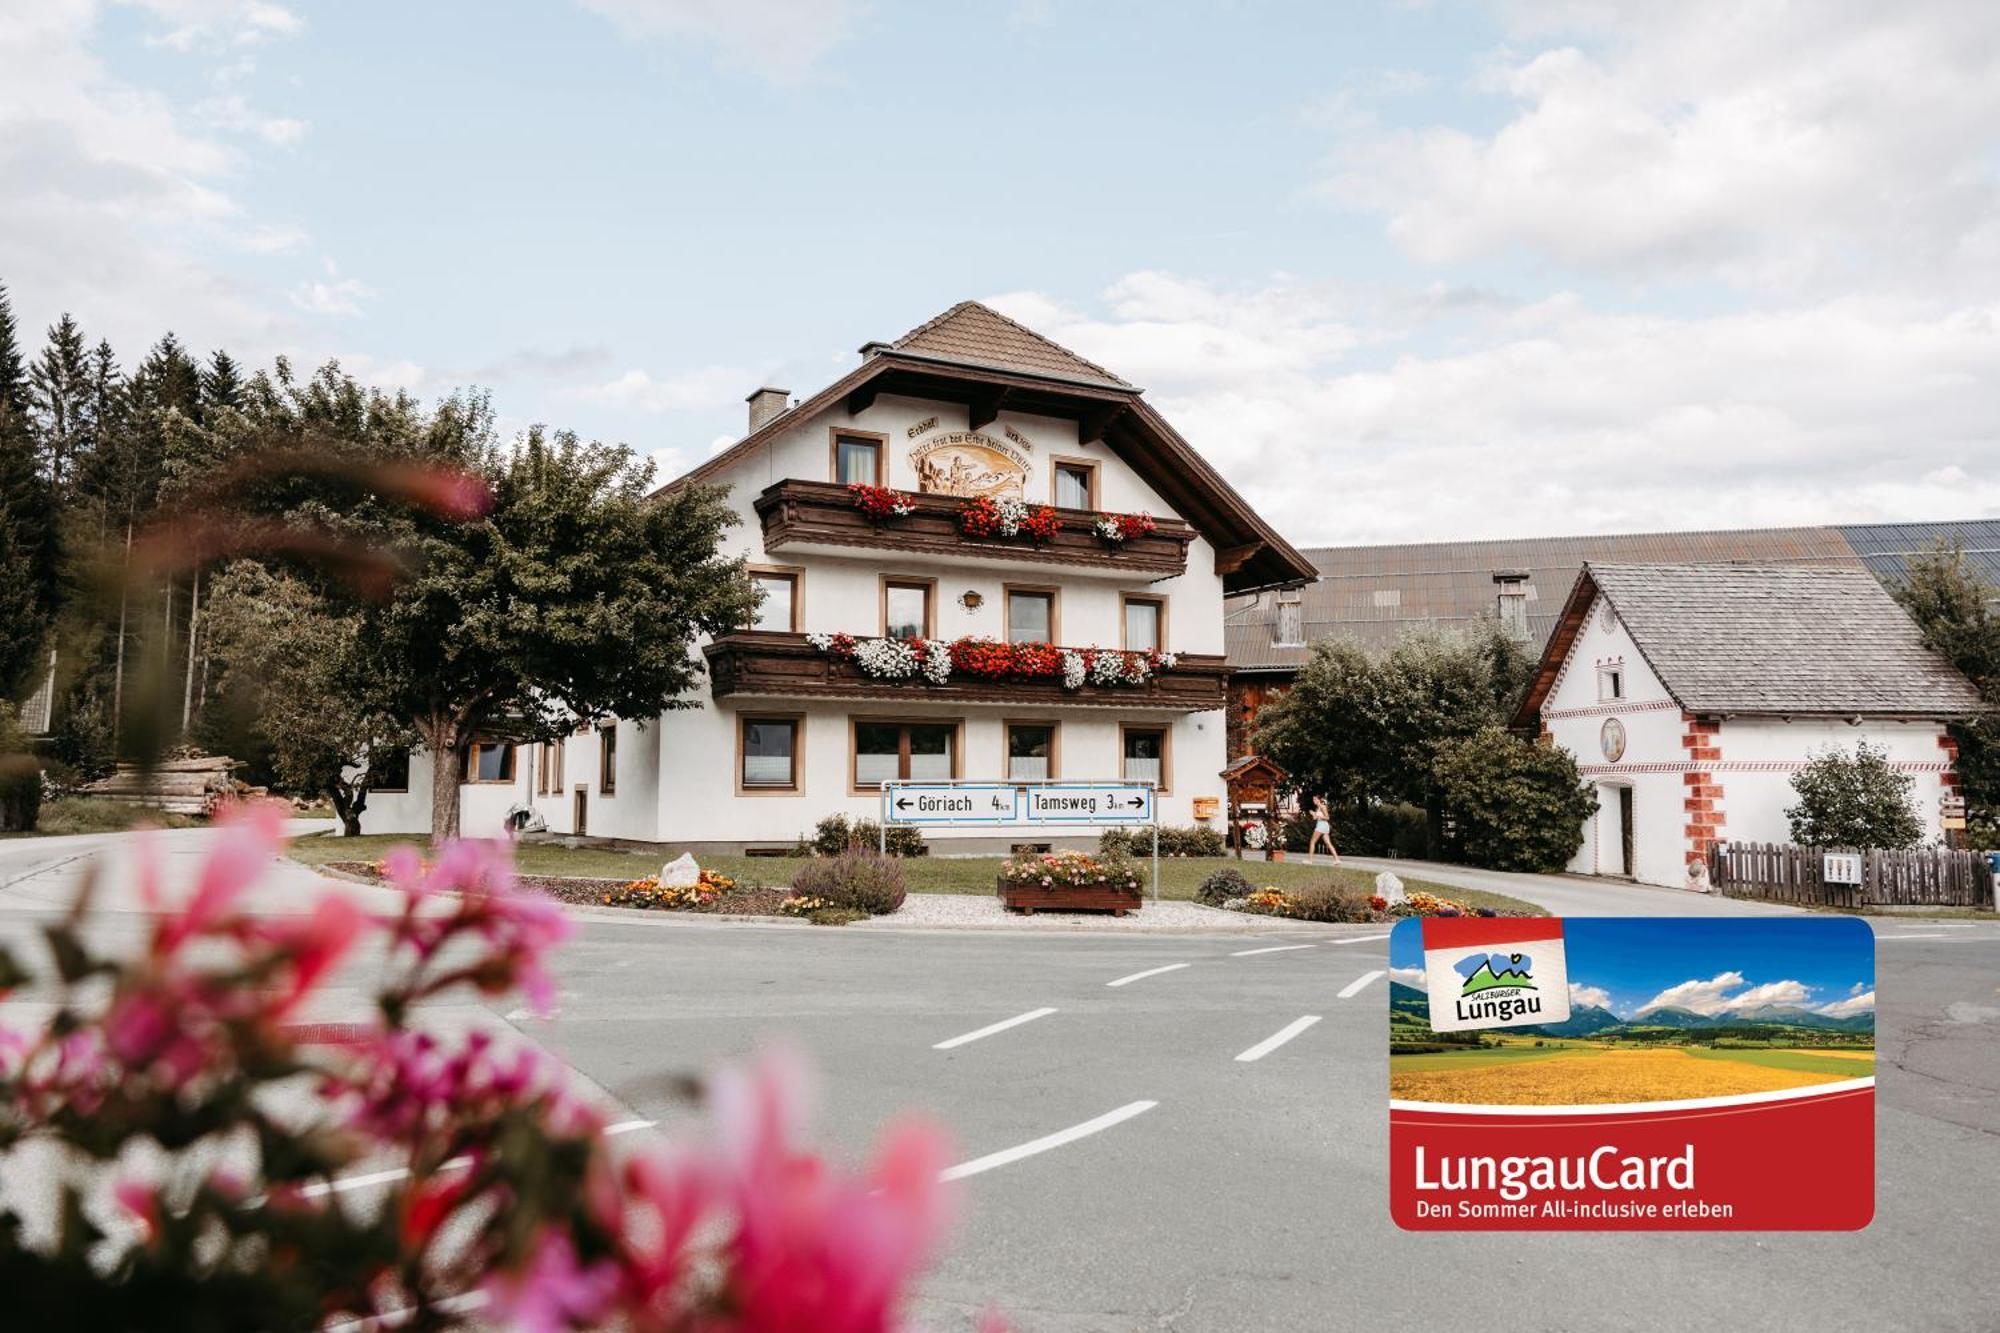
[881,778,1163,900]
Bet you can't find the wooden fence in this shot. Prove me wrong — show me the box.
[1709,842,1996,909]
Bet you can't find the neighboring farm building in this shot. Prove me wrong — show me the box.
[1510,562,1982,888]
[1221,518,2000,762]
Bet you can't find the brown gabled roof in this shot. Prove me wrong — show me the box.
[655,301,1315,595]
[1512,561,1984,729]
[889,301,1132,389]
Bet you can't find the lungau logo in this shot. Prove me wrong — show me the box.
[1453,952,1541,1023]
[1422,922,1569,1034]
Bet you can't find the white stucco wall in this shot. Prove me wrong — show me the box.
[1542,591,1958,887]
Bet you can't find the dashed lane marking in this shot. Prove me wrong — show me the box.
[1229,943,1317,957]
[1106,963,1191,988]
[1234,1016,1323,1063]
[1325,932,1391,945]
[940,1100,1159,1181]
[934,1007,1059,1050]
[1338,970,1386,999]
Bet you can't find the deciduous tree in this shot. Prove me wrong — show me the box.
[1785,739,1924,849]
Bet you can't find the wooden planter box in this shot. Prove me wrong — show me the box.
[998,879,1143,916]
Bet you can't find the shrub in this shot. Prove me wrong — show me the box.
[789,850,908,915]
[1433,727,1597,873]
[1196,865,1253,907]
[811,813,926,858]
[1277,884,1378,922]
[1099,824,1226,858]
[1785,740,1924,849]
[0,754,41,834]
[1332,801,1428,857]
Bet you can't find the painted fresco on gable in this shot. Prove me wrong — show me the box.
[911,432,1028,499]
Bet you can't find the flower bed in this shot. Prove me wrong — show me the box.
[958,495,1062,542]
[848,483,914,521]
[1227,884,1530,922]
[807,631,1175,690]
[1093,511,1157,544]
[997,849,1144,916]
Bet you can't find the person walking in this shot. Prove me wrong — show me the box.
[1307,795,1339,861]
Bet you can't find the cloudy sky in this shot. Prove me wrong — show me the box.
[5,1,1998,545]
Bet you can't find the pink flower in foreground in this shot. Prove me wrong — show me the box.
[156,799,289,954]
[708,1050,955,1333]
[381,838,572,1015]
[481,1230,619,1333]
[262,894,366,1017]
[113,1178,158,1241]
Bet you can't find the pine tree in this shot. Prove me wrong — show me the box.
[202,350,245,415]
[29,313,92,498]
[0,282,59,696]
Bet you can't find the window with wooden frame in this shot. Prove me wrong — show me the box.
[881,577,935,640]
[1005,721,1058,782]
[371,747,411,793]
[598,723,618,796]
[1004,585,1058,645]
[535,743,549,795]
[1120,724,1170,792]
[851,718,959,790]
[748,565,802,632]
[1122,595,1165,653]
[1051,457,1098,510]
[831,430,886,487]
[462,738,515,784]
[738,716,802,792]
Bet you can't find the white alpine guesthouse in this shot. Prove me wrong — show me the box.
[363,301,1314,848]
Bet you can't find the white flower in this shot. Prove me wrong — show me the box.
[853,636,920,680]
[993,497,1029,537]
[890,498,916,517]
[805,632,835,651]
[1090,651,1127,686]
[1060,649,1087,690]
[1158,652,1178,670]
[921,639,953,684]
[1094,515,1125,542]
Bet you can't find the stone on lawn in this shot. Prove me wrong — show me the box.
[660,853,701,888]
[1375,871,1406,904]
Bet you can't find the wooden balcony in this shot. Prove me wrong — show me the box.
[704,632,1230,711]
[752,480,1197,577]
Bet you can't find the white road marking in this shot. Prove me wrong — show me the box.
[299,1119,657,1199]
[604,1118,657,1136]
[1326,932,1391,945]
[1106,962,1191,987]
[939,1100,1158,1181]
[1338,969,1386,998]
[1234,1015,1323,1062]
[934,1007,1059,1050]
[1881,933,1950,941]
[1230,943,1316,957]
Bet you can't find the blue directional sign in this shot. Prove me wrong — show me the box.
[882,784,1021,825]
[1023,783,1154,825]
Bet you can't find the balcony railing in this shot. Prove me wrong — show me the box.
[752,480,1197,577]
[704,631,1230,711]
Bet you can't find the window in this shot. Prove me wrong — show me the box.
[371,747,410,793]
[1005,587,1057,644]
[464,739,515,784]
[536,743,550,795]
[740,717,800,791]
[882,578,934,640]
[1122,725,1168,790]
[853,719,957,789]
[599,724,618,795]
[1007,722,1056,782]
[1123,596,1163,653]
[1052,458,1096,509]
[1275,589,1304,646]
[749,567,800,632]
[833,432,884,486]
[1599,666,1625,701]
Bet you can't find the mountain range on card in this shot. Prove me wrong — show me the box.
[1389,984,1874,1037]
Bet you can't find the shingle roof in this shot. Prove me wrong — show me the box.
[1224,519,2000,672]
[1582,562,1982,717]
[889,301,1132,389]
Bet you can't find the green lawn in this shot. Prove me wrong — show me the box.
[286,833,1547,914]
[1684,1047,1876,1078]
[1388,1045,1576,1072]
[1,797,204,838]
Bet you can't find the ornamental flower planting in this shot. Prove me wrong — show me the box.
[812,632,1177,691]
[957,495,1062,543]
[1093,511,1158,543]
[0,803,974,1329]
[848,483,916,521]
[997,850,1144,916]
[604,868,739,910]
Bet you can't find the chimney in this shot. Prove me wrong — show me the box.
[746,387,790,433]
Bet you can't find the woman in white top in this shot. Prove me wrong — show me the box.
[1307,795,1339,861]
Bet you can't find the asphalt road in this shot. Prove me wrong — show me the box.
[3,830,1997,1331]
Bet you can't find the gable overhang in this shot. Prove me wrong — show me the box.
[655,352,1317,596]
[1511,566,1604,733]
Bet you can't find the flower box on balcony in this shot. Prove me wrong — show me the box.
[753,480,1196,577]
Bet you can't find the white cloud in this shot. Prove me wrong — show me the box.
[1327,2,2000,294]
[1389,965,1427,989]
[131,0,302,50]
[1568,982,1612,1009]
[194,92,308,145]
[575,0,857,82]
[1818,989,1875,1019]
[580,365,749,413]
[1638,971,1815,1016]
[289,260,370,317]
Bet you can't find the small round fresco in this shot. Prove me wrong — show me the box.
[1600,717,1627,763]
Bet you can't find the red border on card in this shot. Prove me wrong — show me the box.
[1419,917,1566,949]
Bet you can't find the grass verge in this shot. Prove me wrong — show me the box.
[286,833,1548,915]
[2,798,204,838]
